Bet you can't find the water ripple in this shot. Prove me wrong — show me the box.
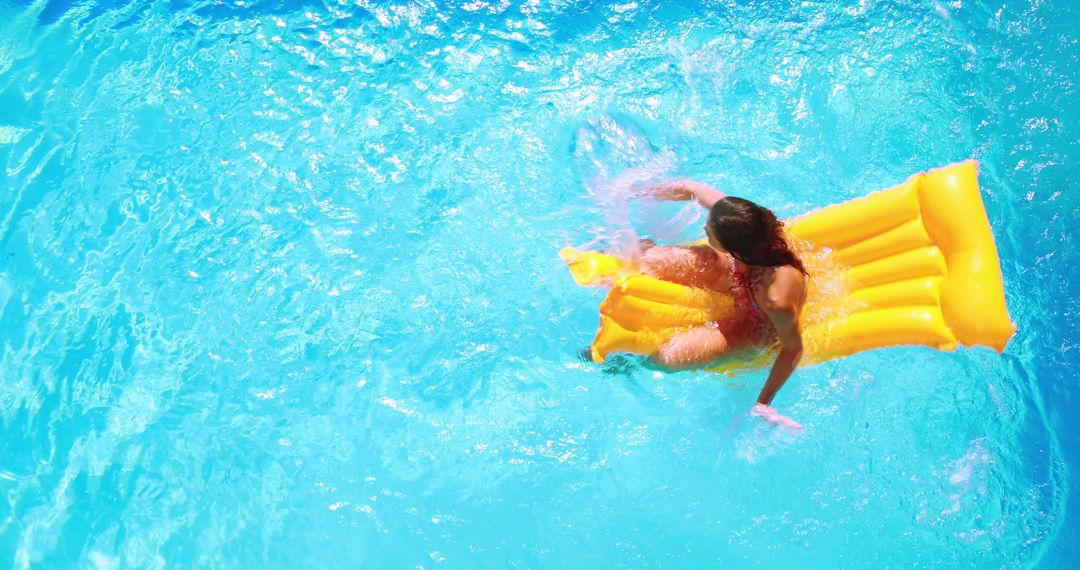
[0,0,1077,566]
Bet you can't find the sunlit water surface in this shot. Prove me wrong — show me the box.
[1,0,1078,567]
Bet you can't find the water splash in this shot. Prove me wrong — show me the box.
[572,114,698,257]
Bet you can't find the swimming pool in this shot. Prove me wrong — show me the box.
[1,0,1077,566]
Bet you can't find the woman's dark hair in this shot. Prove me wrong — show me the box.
[707,197,807,274]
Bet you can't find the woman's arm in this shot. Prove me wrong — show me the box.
[758,337,803,406]
[753,270,806,428]
[646,180,726,209]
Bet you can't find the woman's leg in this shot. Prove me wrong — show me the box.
[653,325,733,369]
[636,244,740,368]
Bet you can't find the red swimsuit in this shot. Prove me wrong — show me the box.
[731,266,777,344]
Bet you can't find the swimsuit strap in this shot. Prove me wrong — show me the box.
[732,265,781,344]
[732,266,766,320]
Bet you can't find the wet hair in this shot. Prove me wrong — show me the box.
[706,196,807,274]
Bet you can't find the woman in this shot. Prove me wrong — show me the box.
[638,179,807,429]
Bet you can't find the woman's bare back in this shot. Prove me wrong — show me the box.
[637,244,737,292]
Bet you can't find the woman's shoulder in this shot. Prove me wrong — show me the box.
[761,265,806,311]
[774,264,806,283]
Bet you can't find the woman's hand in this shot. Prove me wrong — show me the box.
[645,180,695,201]
[751,403,803,429]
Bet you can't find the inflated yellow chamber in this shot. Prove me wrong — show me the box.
[562,161,1015,367]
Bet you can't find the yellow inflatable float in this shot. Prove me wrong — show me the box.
[562,161,1015,369]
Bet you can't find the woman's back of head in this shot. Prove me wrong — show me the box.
[707,197,807,274]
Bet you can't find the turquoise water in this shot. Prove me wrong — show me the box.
[1,0,1077,566]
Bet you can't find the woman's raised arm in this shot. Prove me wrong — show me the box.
[644,180,726,209]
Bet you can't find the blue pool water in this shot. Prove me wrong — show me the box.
[1,0,1078,566]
